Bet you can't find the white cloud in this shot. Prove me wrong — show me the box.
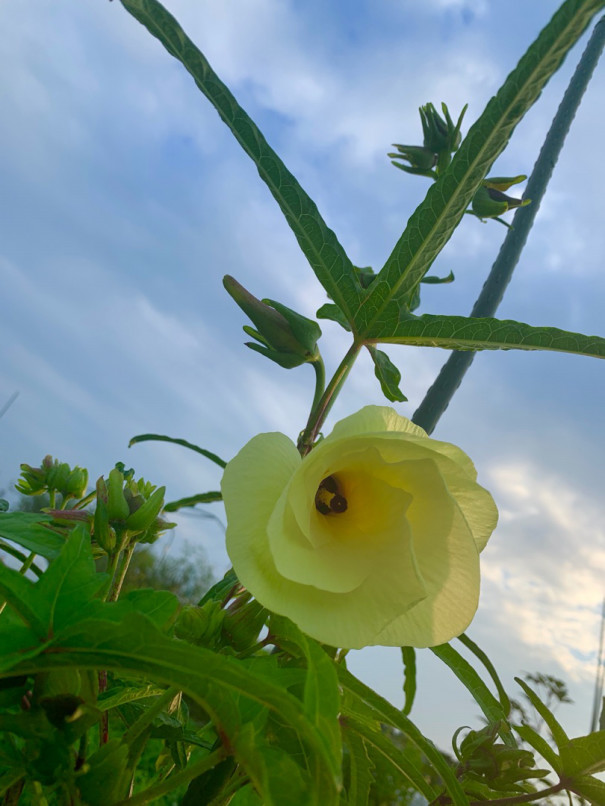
[481,460,605,681]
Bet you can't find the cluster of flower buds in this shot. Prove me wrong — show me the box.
[455,722,548,792]
[93,465,174,552]
[471,175,530,220]
[16,456,88,501]
[223,275,322,369]
[389,102,467,177]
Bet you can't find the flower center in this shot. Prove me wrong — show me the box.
[315,475,348,515]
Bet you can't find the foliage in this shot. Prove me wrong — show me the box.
[2,1,605,804]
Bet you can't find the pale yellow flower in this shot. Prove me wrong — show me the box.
[221,406,497,649]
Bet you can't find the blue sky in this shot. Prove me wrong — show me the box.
[1,0,604,748]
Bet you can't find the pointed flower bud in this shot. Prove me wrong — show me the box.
[223,275,321,369]
[420,102,467,169]
[471,175,530,220]
[388,145,436,178]
[15,456,88,499]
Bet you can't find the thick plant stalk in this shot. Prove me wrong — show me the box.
[412,16,605,435]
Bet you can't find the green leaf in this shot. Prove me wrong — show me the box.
[119,0,362,324]
[316,303,352,332]
[0,512,65,559]
[366,346,407,402]
[337,666,468,806]
[129,433,227,468]
[269,615,341,781]
[344,716,436,802]
[568,774,605,805]
[457,634,511,716]
[343,729,373,806]
[355,0,605,335]
[514,677,570,750]
[4,614,338,806]
[370,314,605,359]
[164,491,222,512]
[75,739,129,806]
[401,647,416,717]
[97,683,167,712]
[181,757,237,806]
[431,643,515,747]
[559,730,605,776]
[514,723,561,773]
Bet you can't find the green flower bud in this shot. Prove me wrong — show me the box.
[388,144,437,178]
[106,468,130,522]
[64,467,88,498]
[222,599,267,652]
[471,184,530,219]
[420,102,467,161]
[136,516,176,545]
[175,602,225,647]
[93,477,116,552]
[224,275,321,369]
[125,485,166,533]
[15,462,47,496]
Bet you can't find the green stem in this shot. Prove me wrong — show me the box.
[309,355,326,415]
[115,747,227,806]
[107,542,136,603]
[298,341,362,455]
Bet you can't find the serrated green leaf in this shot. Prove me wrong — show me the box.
[515,677,570,750]
[343,729,373,806]
[366,346,407,402]
[401,647,416,717]
[97,683,167,712]
[119,0,362,324]
[559,730,605,776]
[345,716,435,802]
[164,491,222,512]
[4,614,338,806]
[76,739,129,806]
[568,773,605,804]
[181,757,237,806]
[356,0,605,334]
[515,723,562,774]
[371,314,605,359]
[0,512,65,559]
[431,644,515,747]
[457,634,511,716]
[129,433,226,468]
[338,666,467,805]
[316,303,352,332]
[269,615,341,781]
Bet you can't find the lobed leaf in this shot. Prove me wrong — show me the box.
[515,677,570,750]
[401,647,416,717]
[164,491,222,512]
[559,730,605,776]
[343,729,374,806]
[0,512,65,560]
[337,666,468,805]
[431,643,515,747]
[356,0,605,335]
[4,614,339,806]
[119,0,363,324]
[129,433,227,468]
[457,633,511,716]
[371,314,605,359]
[366,346,407,402]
